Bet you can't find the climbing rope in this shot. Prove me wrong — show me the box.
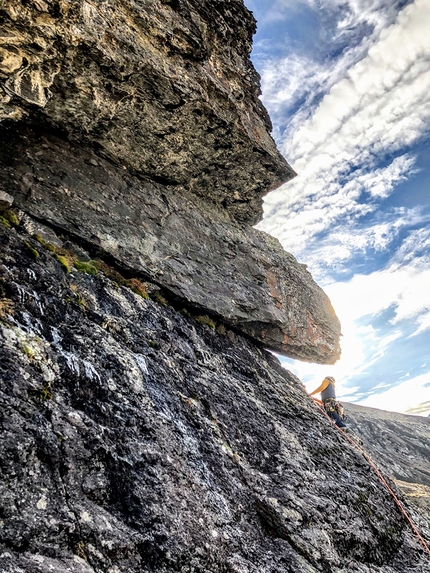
[311,397,430,557]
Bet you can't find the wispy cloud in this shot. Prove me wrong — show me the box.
[326,250,430,336]
[297,205,430,282]
[257,0,430,268]
[253,0,411,40]
[357,372,430,416]
[254,0,415,130]
[259,156,418,274]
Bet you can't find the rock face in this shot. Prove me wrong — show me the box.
[0,224,429,573]
[345,403,430,489]
[1,1,409,570]
[0,0,341,363]
[0,190,14,211]
[0,0,294,225]
[345,403,430,554]
[393,481,430,538]
[0,124,340,363]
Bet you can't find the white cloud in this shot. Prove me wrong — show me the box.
[256,1,415,127]
[284,233,430,409]
[326,248,430,334]
[257,0,430,263]
[260,164,422,279]
[357,372,430,416]
[390,225,430,266]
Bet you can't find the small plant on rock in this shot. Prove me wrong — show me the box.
[195,315,216,329]
[0,215,11,228]
[127,278,149,299]
[74,260,98,275]
[75,540,88,561]
[21,344,35,360]
[40,382,53,400]
[0,297,14,322]
[2,210,19,226]
[24,242,39,259]
[151,290,169,306]
[93,259,127,285]
[216,323,226,335]
[55,254,71,273]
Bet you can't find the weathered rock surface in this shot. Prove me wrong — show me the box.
[0,190,13,211]
[345,403,430,489]
[0,124,341,363]
[345,403,430,553]
[1,222,429,572]
[393,480,430,538]
[0,0,294,224]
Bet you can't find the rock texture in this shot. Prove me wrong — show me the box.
[345,403,430,489]
[0,124,341,363]
[393,481,430,538]
[0,0,341,364]
[0,190,14,211]
[0,0,294,224]
[1,222,429,573]
[345,403,430,555]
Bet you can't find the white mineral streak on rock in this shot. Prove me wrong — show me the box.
[83,360,101,382]
[133,353,149,376]
[0,191,13,211]
[36,496,47,510]
[80,511,92,523]
[62,351,80,376]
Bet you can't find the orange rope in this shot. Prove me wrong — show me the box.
[311,398,430,557]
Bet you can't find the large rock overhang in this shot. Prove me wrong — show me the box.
[0,0,341,363]
[0,124,341,363]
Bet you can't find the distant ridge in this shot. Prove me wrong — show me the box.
[405,401,430,418]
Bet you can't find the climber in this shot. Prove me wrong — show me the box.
[309,376,347,428]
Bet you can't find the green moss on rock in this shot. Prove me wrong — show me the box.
[74,260,98,275]
[2,210,19,226]
[0,215,11,228]
[195,315,216,329]
[25,242,39,259]
[55,254,71,273]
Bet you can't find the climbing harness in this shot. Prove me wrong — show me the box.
[312,397,430,557]
[323,398,346,421]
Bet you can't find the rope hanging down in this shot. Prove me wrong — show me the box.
[312,398,430,557]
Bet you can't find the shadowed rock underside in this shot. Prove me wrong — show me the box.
[0,124,341,363]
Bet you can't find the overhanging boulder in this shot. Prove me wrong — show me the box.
[0,125,340,363]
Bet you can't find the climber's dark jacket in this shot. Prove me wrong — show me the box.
[321,380,336,402]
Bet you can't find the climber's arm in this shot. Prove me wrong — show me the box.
[309,378,330,396]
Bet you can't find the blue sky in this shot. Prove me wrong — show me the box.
[245,0,430,416]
